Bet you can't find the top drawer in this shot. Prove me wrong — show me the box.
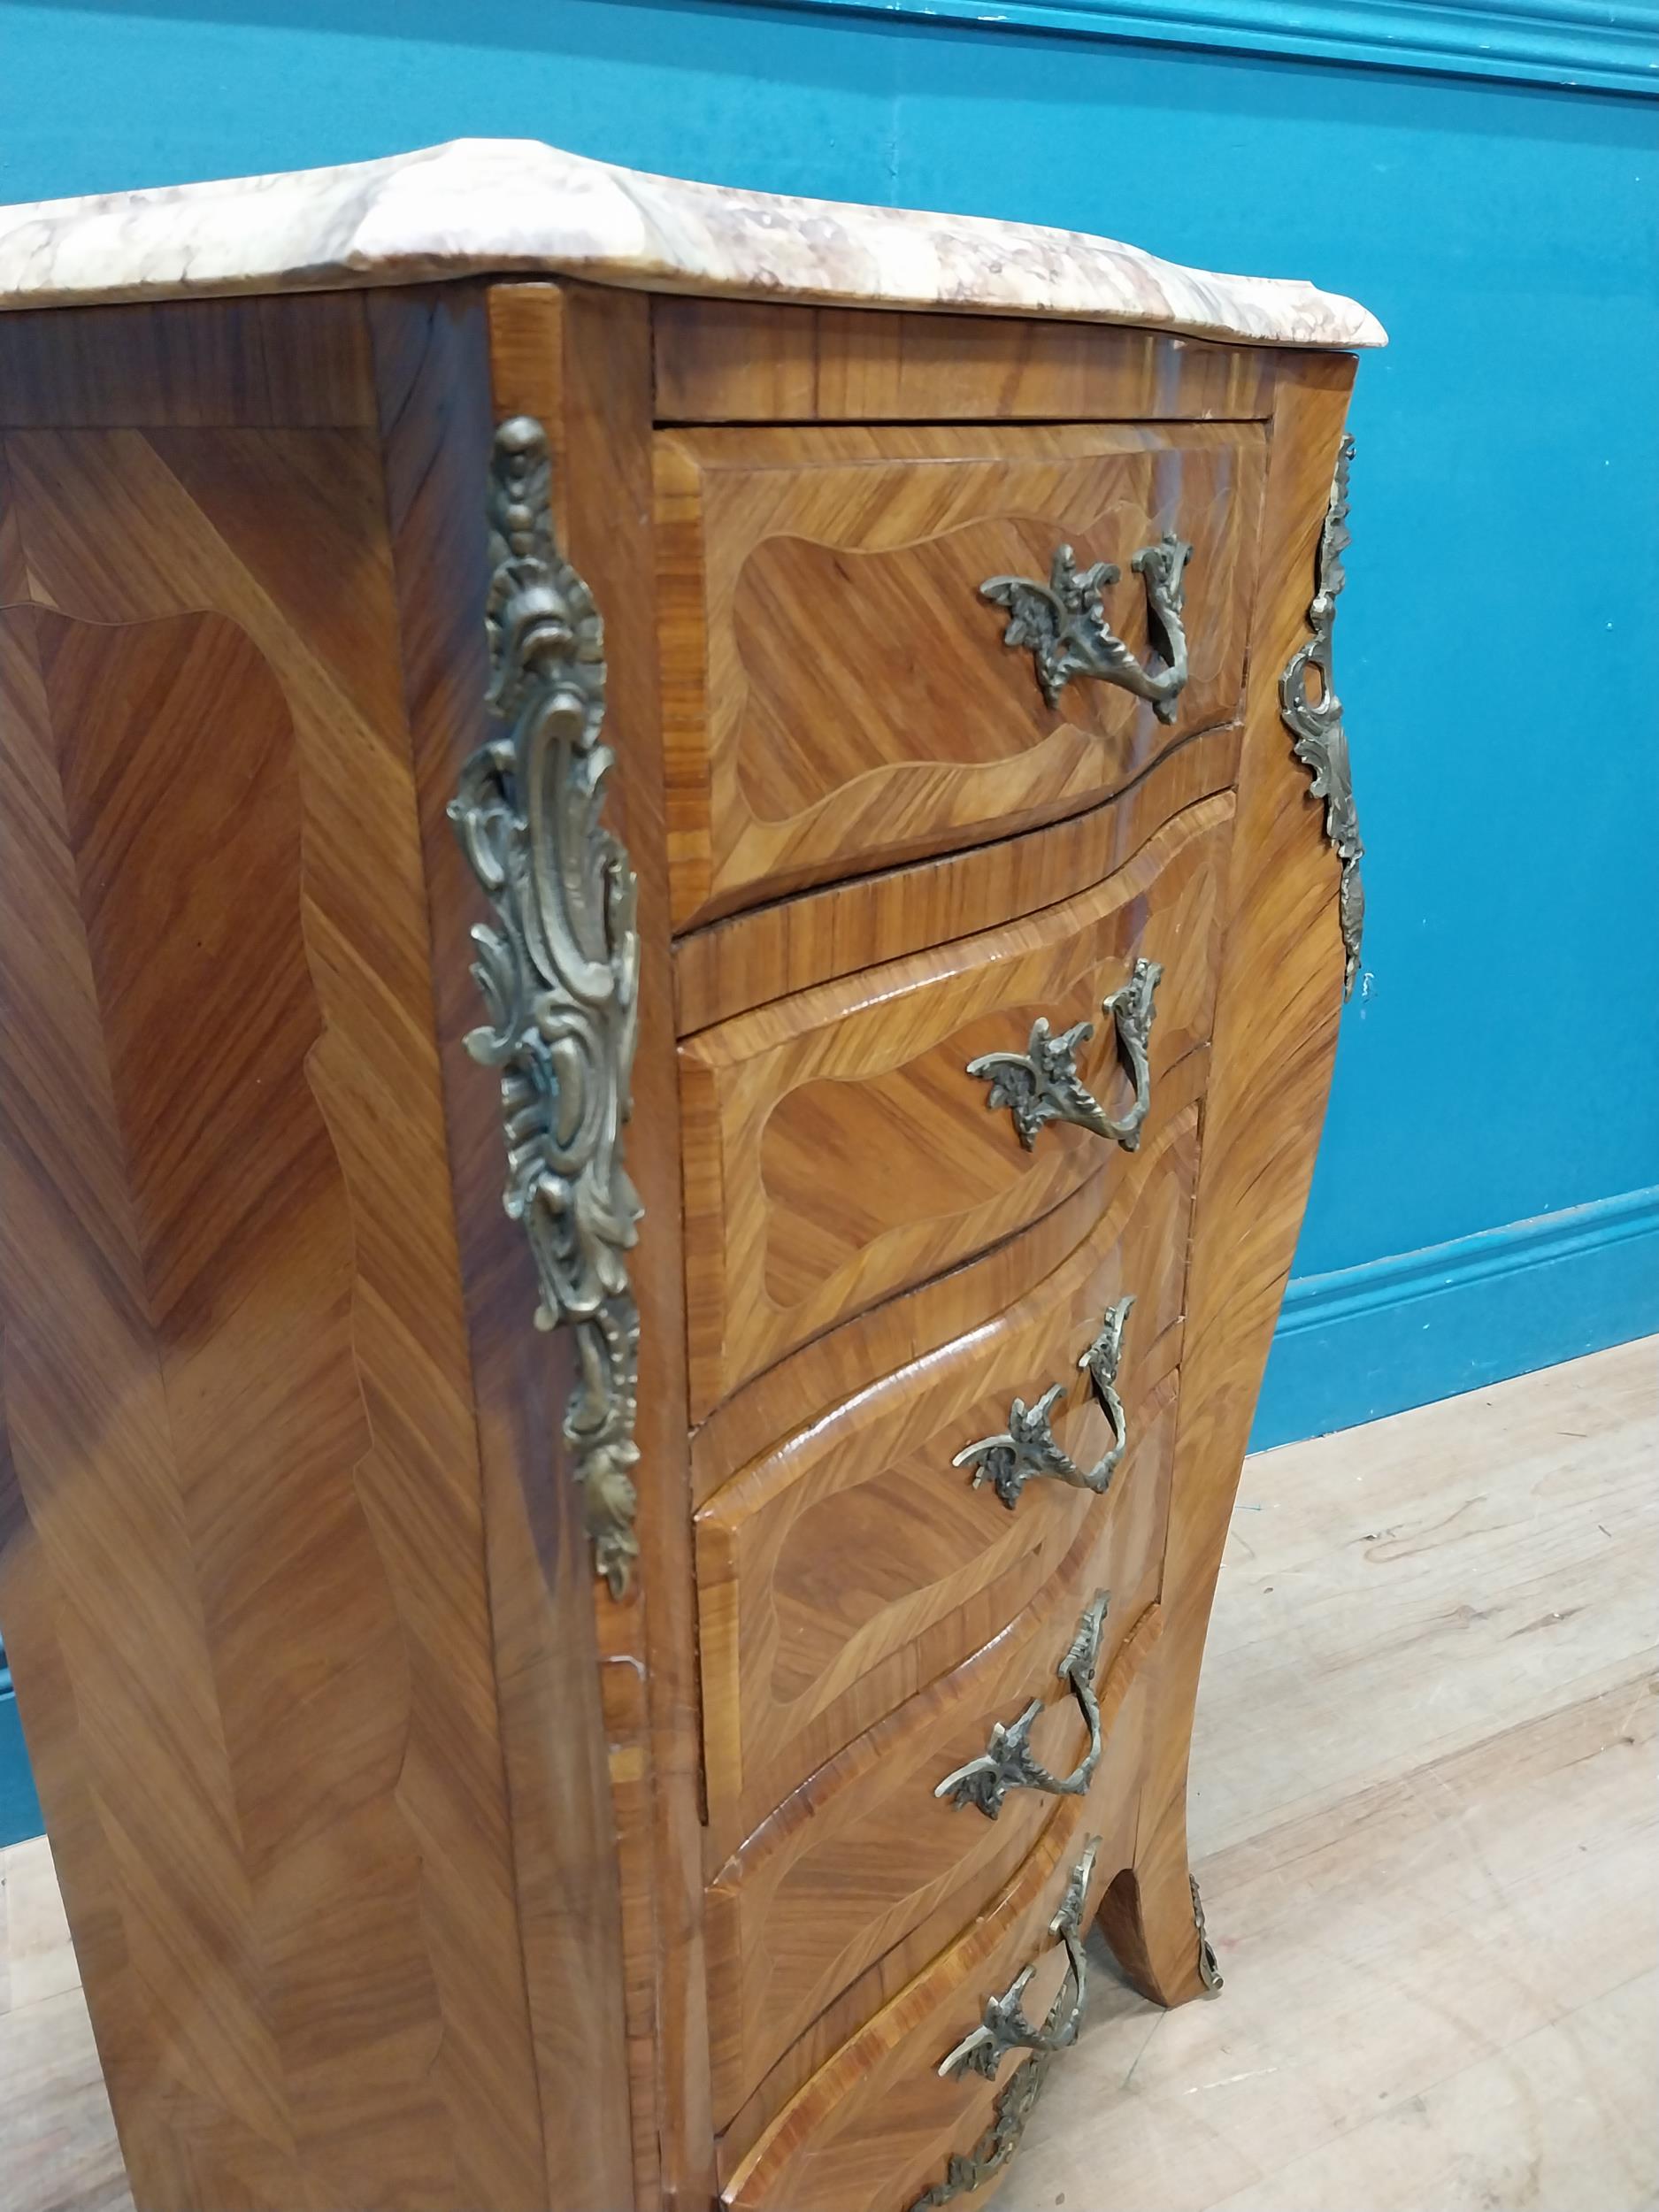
[657,421,1265,931]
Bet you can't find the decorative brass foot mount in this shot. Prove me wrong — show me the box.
[1191,1874,1224,1994]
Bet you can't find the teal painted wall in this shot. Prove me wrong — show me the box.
[0,0,1655,1838]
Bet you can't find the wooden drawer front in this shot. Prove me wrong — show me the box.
[696,1102,1195,1850]
[719,1764,1134,2208]
[704,1413,1170,2131]
[680,796,1228,1418]
[658,422,1265,929]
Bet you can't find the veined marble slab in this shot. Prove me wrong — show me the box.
[0,138,1386,349]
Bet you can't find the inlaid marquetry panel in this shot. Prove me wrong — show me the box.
[657,421,1265,928]
[680,796,1231,1418]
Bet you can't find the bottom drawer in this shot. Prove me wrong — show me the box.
[719,1721,1144,2212]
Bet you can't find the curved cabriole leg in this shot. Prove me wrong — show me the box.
[1096,1837,1220,2008]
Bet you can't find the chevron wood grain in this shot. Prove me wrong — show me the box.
[0,302,621,2212]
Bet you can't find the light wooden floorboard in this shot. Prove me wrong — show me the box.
[0,1339,1653,2212]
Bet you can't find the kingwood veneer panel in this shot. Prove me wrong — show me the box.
[703,1434,1172,2135]
[680,795,1232,1417]
[719,1749,1145,2208]
[672,723,1240,1034]
[696,1104,1198,1852]
[657,422,1264,928]
[0,303,632,2212]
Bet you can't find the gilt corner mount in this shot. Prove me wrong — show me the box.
[448,415,644,1599]
[1279,434,1365,999]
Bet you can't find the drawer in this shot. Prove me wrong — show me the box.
[680,795,1229,1418]
[657,421,1265,929]
[704,1411,1170,2131]
[719,1763,1136,2208]
[695,1102,1196,1849]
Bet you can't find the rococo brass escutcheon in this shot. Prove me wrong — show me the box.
[954,1294,1134,1511]
[934,1593,1111,1818]
[448,416,643,1599]
[982,534,1193,718]
[1279,434,1365,998]
[968,956,1161,1152]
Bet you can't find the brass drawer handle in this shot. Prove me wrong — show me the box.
[934,1593,1110,1818]
[935,1839,1100,2082]
[954,1294,1133,1511]
[968,956,1160,1153]
[907,1843,1101,2208]
[982,534,1193,718]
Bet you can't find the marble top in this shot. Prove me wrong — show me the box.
[0,139,1386,349]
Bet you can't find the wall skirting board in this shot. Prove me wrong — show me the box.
[770,0,1659,96]
[1252,1186,1659,1450]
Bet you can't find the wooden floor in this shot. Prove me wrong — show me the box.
[1,1340,1653,2212]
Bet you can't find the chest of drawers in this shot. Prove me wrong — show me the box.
[0,142,1381,2212]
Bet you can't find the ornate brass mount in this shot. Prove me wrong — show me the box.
[907,1840,1101,2208]
[936,1839,1100,2082]
[968,956,1160,1153]
[934,1593,1110,1818]
[906,2044,1052,2210]
[954,1295,1133,1511]
[1191,1874,1224,1993]
[911,1840,1106,2203]
[449,417,643,1599]
[982,534,1193,718]
[1279,434,1364,998]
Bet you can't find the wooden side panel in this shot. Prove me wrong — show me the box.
[652,299,1279,425]
[366,286,636,2211]
[680,796,1233,1417]
[1097,353,1359,2000]
[480,279,718,2212]
[0,349,548,2209]
[658,422,1264,927]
